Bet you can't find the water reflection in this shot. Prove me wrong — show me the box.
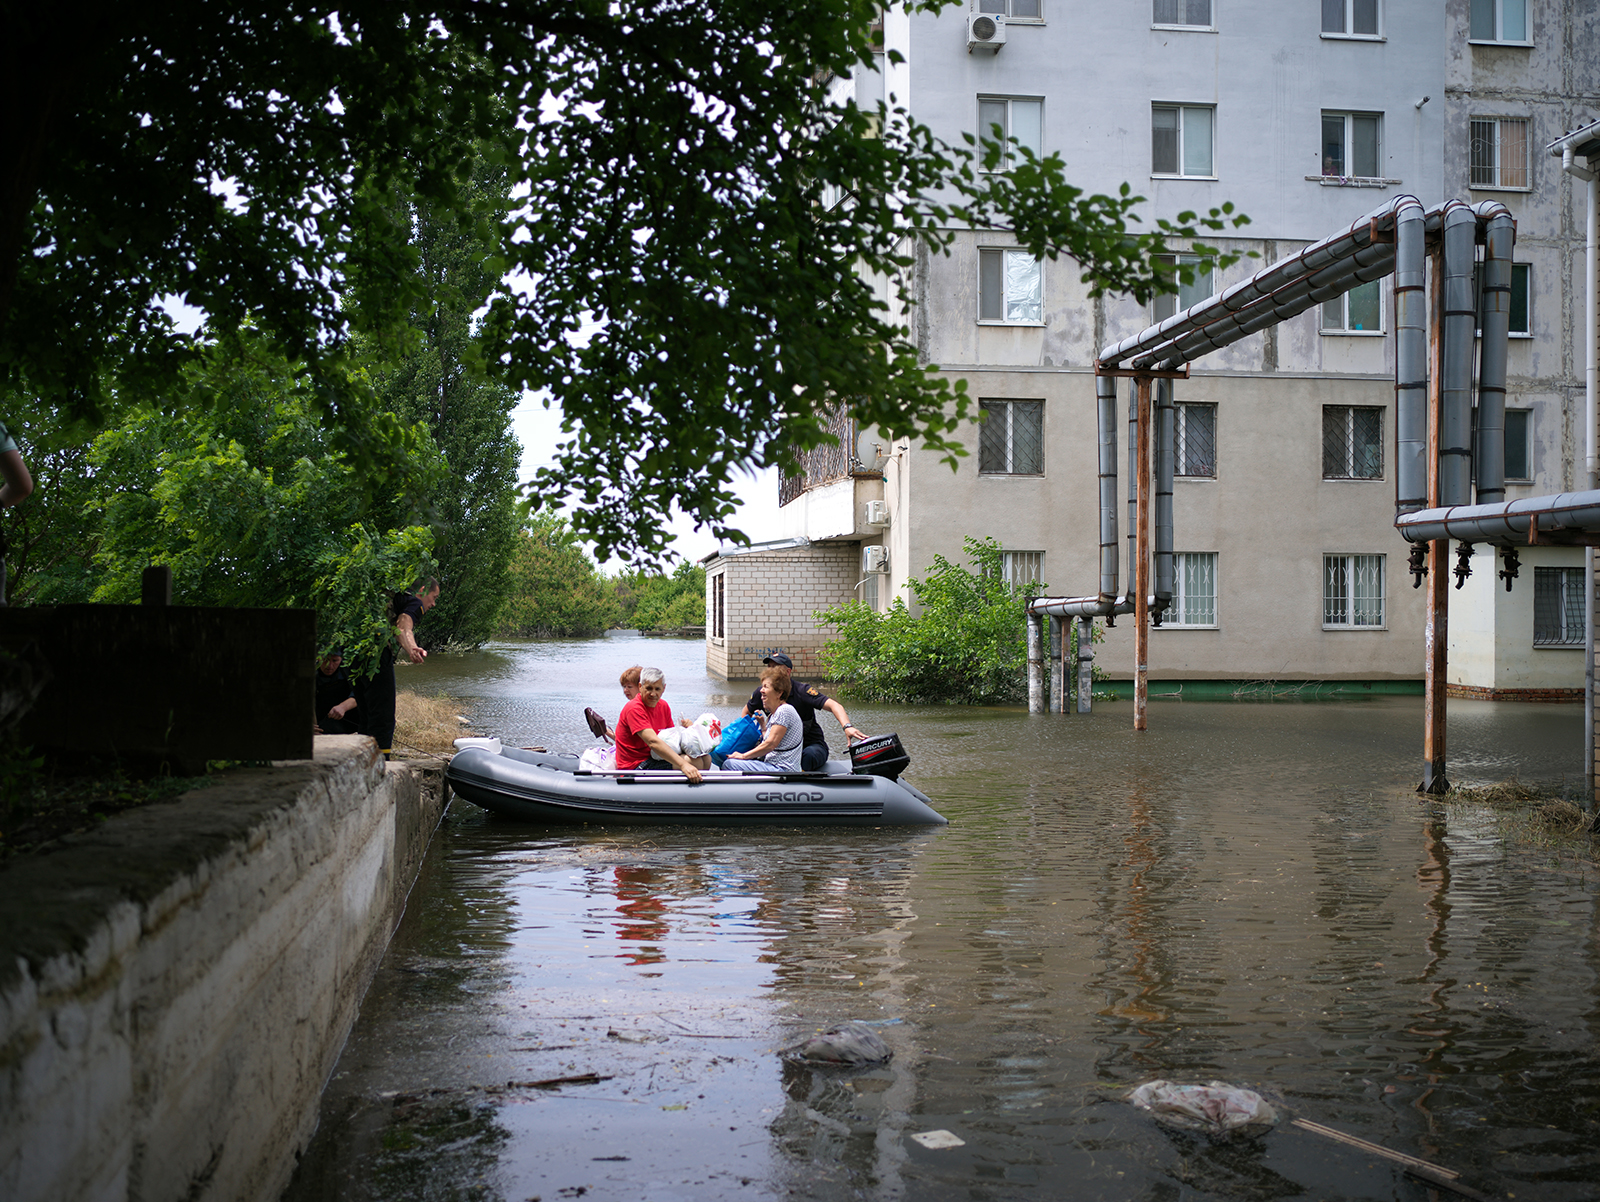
[286,636,1600,1201]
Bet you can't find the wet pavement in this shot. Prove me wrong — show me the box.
[284,633,1599,1201]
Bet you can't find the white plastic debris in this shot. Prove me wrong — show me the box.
[909,1130,966,1150]
[1128,1079,1279,1134]
[453,737,502,754]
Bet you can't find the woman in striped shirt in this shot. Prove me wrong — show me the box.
[724,667,804,774]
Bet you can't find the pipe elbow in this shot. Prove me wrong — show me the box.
[1563,146,1595,183]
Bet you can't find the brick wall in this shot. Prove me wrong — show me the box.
[703,543,859,680]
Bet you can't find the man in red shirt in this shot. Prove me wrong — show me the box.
[613,667,705,783]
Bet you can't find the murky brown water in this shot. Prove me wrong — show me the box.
[285,633,1599,1201]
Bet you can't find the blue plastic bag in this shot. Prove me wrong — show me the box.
[711,713,760,767]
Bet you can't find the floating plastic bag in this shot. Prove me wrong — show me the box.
[1128,1079,1279,1134]
[711,713,760,767]
[782,1022,892,1067]
[578,745,616,772]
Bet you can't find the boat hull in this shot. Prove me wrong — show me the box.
[446,747,948,827]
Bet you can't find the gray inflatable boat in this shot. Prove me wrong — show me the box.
[446,744,948,827]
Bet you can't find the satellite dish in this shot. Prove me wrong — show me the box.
[854,427,888,472]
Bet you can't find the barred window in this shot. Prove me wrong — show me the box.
[1324,406,1383,479]
[1000,551,1044,592]
[1471,117,1529,189]
[1324,554,1385,627]
[979,399,1044,474]
[1176,402,1217,477]
[1170,552,1217,626]
[1533,567,1583,646]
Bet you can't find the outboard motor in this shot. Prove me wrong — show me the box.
[849,733,910,781]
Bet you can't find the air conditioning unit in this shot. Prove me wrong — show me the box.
[863,545,890,574]
[865,499,891,527]
[966,11,1006,52]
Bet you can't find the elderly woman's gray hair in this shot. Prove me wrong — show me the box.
[640,666,665,686]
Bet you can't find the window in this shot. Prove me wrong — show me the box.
[978,0,1043,18]
[1323,406,1383,479]
[1169,552,1217,626]
[1322,112,1381,177]
[1534,568,1583,646]
[1324,554,1385,627]
[1151,254,1214,322]
[1000,551,1044,591]
[1153,0,1211,27]
[1322,279,1383,332]
[1475,262,1531,336]
[1152,105,1214,177]
[978,97,1043,170]
[1175,403,1217,477]
[1505,407,1531,479]
[710,573,725,639]
[1471,118,1529,189]
[1470,0,1527,43]
[979,249,1043,323]
[1322,0,1380,37]
[979,400,1044,474]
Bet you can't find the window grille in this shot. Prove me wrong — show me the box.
[1471,118,1529,189]
[1000,551,1044,592]
[1533,567,1584,646]
[1323,406,1383,479]
[1170,552,1217,625]
[1175,403,1217,477]
[1324,554,1385,627]
[778,403,854,506]
[979,399,1044,474]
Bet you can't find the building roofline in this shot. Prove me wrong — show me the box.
[1547,117,1600,159]
[698,536,812,565]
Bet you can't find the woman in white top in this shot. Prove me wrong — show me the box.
[724,668,805,773]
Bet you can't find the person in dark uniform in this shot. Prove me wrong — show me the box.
[314,649,362,734]
[356,578,440,759]
[742,652,864,771]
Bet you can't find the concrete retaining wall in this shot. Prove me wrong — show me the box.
[0,736,446,1202]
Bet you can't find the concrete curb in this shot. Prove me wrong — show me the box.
[0,735,448,1202]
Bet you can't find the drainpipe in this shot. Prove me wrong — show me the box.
[1154,378,1175,622]
[1394,197,1429,515]
[1440,202,1477,507]
[1474,202,1515,505]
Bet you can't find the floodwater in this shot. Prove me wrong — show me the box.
[285,632,1600,1201]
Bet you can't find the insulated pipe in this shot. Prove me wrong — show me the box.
[1440,202,1477,508]
[1154,378,1175,619]
[1027,613,1044,714]
[1395,488,1600,545]
[1475,202,1516,504]
[1098,195,1415,368]
[1096,375,1120,605]
[1126,377,1138,611]
[1075,616,1094,713]
[1394,196,1429,515]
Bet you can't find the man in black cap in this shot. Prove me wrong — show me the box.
[743,652,863,771]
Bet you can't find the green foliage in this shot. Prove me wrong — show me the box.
[621,563,708,633]
[4,1,1251,565]
[80,335,439,678]
[362,151,522,650]
[498,514,620,638]
[818,537,1042,705]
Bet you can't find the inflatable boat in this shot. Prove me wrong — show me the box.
[445,741,948,827]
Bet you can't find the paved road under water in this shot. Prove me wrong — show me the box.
[285,633,1599,1201]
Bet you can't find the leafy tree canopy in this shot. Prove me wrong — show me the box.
[2,1,1248,562]
[499,513,619,638]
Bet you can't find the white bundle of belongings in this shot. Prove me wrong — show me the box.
[654,712,723,759]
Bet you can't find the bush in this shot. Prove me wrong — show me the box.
[498,515,620,637]
[818,536,1041,705]
[624,562,707,631]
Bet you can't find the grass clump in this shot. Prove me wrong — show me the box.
[1442,778,1597,849]
[394,690,471,756]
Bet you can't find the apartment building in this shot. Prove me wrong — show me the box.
[704,0,1599,694]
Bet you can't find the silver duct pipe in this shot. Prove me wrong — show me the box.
[1439,201,1477,508]
[1154,378,1175,620]
[1474,201,1516,505]
[1394,197,1429,515]
[1098,195,1416,369]
[1396,489,1600,546]
[1125,377,1138,610]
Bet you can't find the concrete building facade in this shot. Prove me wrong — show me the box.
[705,1,1599,692]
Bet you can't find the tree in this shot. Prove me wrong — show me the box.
[364,153,522,650]
[817,537,1041,705]
[623,563,708,633]
[81,335,441,677]
[2,2,1248,561]
[499,514,619,638]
